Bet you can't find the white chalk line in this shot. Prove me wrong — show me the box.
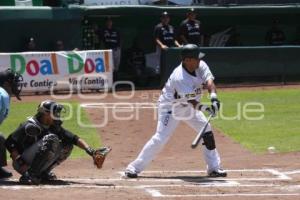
[2,182,299,191]
[143,183,287,188]
[282,170,300,175]
[0,185,129,190]
[145,190,300,198]
[145,188,163,197]
[3,178,184,183]
[0,168,297,198]
[137,169,273,173]
[118,168,292,181]
[80,103,158,109]
[125,169,296,197]
[265,169,292,180]
[0,179,240,189]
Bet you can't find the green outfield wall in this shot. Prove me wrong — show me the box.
[84,5,300,51]
[0,6,299,84]
[0,0,43,6]
[160,46,300,84]
[0,7,82,52]
[1,5,300,52]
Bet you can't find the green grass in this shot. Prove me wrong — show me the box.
[3,88,299,155]
[205,88,300,153]
[1,102,100,158]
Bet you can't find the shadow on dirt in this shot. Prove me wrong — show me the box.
[137,175,228,184]
[0,179,115,186]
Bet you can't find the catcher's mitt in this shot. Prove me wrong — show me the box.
[92,147,112,169]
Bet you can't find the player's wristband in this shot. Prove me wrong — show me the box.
[85,147,95,157]
[199,105,210,112]
[210,92,218,100]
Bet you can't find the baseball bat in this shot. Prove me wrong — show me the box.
[191,114,213,149]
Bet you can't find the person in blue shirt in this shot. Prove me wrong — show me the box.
[0,69,23,179]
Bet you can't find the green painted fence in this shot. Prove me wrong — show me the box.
[0,0,43,6]
[160,46,300,84]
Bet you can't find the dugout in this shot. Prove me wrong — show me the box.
[82,5,300,50]
[0,7,82,52]
[1,5,300,50]
[77,5,300,84]
[0,5,300,84]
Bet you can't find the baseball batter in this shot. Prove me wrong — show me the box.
[125,44,226,178]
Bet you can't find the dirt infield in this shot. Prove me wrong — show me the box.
[1,88,300,200]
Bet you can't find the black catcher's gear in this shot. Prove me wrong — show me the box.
[0,69,23,100]
[37,100,65,120]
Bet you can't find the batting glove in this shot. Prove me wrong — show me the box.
[211,98,220,117]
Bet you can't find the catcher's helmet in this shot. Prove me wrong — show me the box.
[0,69,23,100]
[181,44,205,60]
[37,100,65,119]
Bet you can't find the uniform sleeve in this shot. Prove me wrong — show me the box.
[5,124,26,153]
[162,77,176,99]
[117,29,121,47]
[0,93,9,125]
[153,25,160,39]
[196,20,202,27]
[0,96,4,124]
[197,20,203,35]
[98,29,105,43]
[179,21,187,36]
[59,127,79,145]
[199,61,214,83]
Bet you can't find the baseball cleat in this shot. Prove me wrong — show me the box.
[19,171,41,185]
[124,170,138,178]
[0,167,13,179]
[208,169,227,177]
[41,171,57,182]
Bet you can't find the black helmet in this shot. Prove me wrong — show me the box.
[161,11,169,17]
[37,100,65,119]
[0,68,23,100]
[187,8,195,15]
[181,44,205,60]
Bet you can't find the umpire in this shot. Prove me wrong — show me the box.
[0,69,23,179]
[5,100,101,185]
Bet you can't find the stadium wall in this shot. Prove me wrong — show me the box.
[83,5,300,50]
[160,46,300,84]
[0,7,82,52]
[1,5,300,52]
[0,6,300,84]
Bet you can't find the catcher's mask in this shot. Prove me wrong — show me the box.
[37,100,66,120]
[0,69,23,100]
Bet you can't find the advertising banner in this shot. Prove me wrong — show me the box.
[15,0,32,6]
[83,0,140,5]
[0,50,113,93]
[139,0,193,5]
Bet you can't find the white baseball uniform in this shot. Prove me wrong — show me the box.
[126,60,222,174]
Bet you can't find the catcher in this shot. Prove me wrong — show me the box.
[5,100,111,185]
